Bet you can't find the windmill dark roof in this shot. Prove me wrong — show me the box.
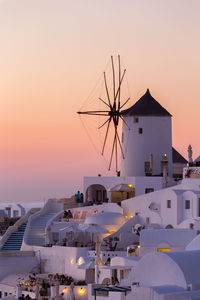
[122,89,171,116]
[172,147,188,164]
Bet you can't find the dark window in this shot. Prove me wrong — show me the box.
[4,293,7,297]
[190,223,194,229]
[139,128,143,134]
[198,198,200,217]
[13,210,19,217]
[122,132,124,143]
[167,200,171,208]
[145,188,154,194]
[144,161,150,173]
[0,291,2,298]
[185,200,190,209]
[146,217,150,224]
[134,117,139,123]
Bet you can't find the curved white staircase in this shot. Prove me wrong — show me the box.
[24,199,63,247]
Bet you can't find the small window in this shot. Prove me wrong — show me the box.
[144,161,150,173]
[146,217,150,224]
[167,200,171,208]
[4,292,7,297]
[145,188,154,194]
[190,223,194,229]
[122,132,124,143]
[134,116,139,123]
[139,128,143,134]
[185,200,190,209]
[0,291,2,298]
[13,210,19,217]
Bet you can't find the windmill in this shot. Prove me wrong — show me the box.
[77,55,130,173]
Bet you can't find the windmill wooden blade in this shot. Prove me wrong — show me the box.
[77,55,130,173]
[120,115,130,130]
[114,69,126,103]
[108,131,117,171]
[77,110,109,116]
[120,97,130,110]
[104,72,111,108]
[118,55,121,110]
[111,56,116,107]
[101,117,111,155]
[99,97,110,108]
[98,117,110,130]
[116,128,125,159]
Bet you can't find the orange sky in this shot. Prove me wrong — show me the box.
[0,0,200,202]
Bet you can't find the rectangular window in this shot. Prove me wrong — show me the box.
[13,210,19,217]
[185,200,190,209]
[144,161,150,173]
[167,200,171,208]
[134,116,139,123]
[146,217,150,224]
[157,248,171,252]
[122,132,124,143]
[198,198,200,217]
[139,128,143,134]
[145,188,154,194]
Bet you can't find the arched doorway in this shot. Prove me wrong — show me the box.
[165,224,173,229]
[86,184,107,204]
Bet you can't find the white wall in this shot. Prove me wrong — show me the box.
[132,252,187,288]
[84,176,166,201]
[58,285,88,300]
[122,180,200,228]
[122,187,177,227]
[121,116,172,177]
[33,245,90,280]
[140,229,197,256]
[0,252,39,281]
[129,286,190,300]
[0,284,15,299]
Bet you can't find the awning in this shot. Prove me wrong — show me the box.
[108,184,135,192]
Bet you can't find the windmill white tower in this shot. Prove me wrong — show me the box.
[120,89,173,178]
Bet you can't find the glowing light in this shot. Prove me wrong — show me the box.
[78,288,86,295]
[109,230,116,235]
[70,258,74,265]
[157,248,171,252]
[62,287,68,294]
[78,257,84,265]
[137,245,140,249]
[126,215,134,219]
[127,184,135,189]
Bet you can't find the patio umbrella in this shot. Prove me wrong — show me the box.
[79,224,109,284]
[79,223,109,242]
[79,223,109,234]
[59,223,80,242]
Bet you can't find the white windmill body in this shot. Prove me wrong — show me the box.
[120,89,173,178]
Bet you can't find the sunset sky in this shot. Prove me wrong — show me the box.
[0,0,200,203]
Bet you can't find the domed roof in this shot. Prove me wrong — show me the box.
[84,212,125,226]
[122,89,171,117]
